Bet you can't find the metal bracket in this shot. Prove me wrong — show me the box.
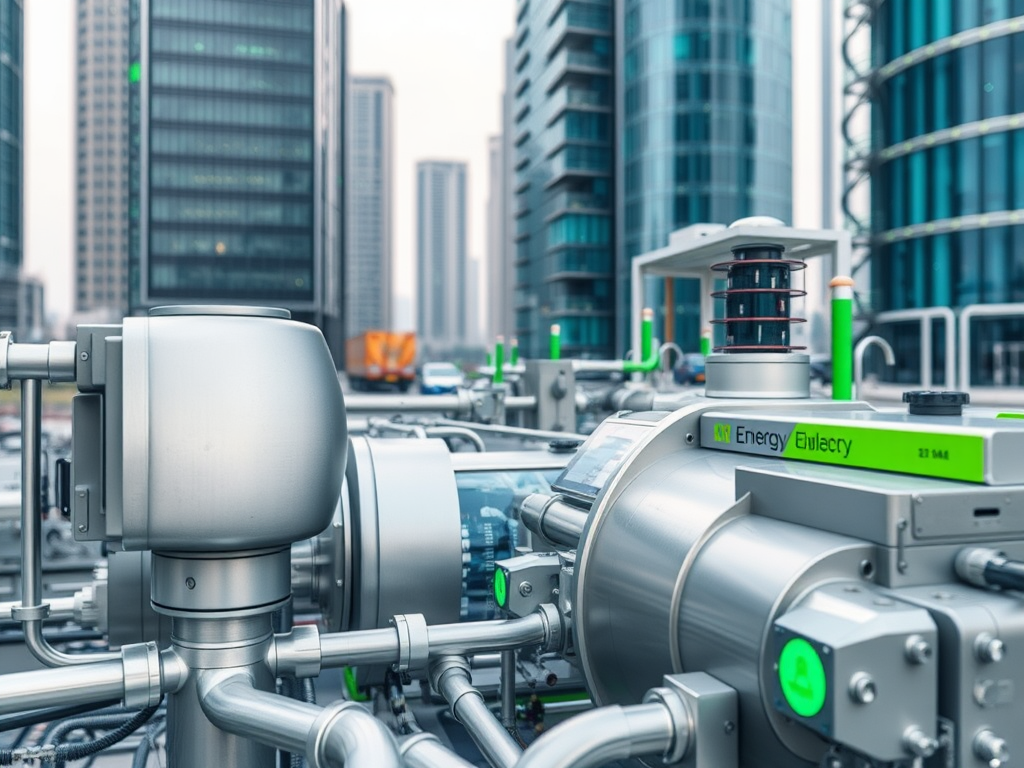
[392,613,429,674]
[10,603,50,622]
[0,330,11,389]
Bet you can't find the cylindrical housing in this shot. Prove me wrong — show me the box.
[119,308,346,552]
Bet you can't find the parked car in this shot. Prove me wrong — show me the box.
[672,352,707,385]
[420,362,465,395]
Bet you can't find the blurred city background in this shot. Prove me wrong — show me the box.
[2,0,1023,395]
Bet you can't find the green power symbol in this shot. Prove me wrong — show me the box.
[778,637,827,717]
[494,568,507,607]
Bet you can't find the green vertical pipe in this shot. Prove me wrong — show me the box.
[549,324,561,361]
[493,336,505,385]
[830,276,854,400]
[640,308,653,361]
[486,352,492,367]
[700,327,711,357]
[510,338,519,365]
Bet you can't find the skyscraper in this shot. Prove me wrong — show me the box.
[511,0,615,359]
[846,2,1024,387]
[346,75,393,336]
[416,160,467,355]
[75,0,130,320]
[510,0,792,358]
[128,0,345,360]
[0,0,22,333]
[485,134,507,343]
[617,0,793,351]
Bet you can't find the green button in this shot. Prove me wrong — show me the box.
[778,637,827,717]
[494,568,507,607]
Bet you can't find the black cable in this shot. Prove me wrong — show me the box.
[131,717,166,768]
[53,701,162,768]
[0,700,121,735]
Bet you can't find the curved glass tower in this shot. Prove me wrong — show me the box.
[850,2,1024,386]
[617,0,792,351]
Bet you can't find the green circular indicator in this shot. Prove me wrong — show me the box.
[494,568,507,607]
[778,638,827,717]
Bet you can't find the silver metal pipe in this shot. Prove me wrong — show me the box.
[504,396,538,410]
[401,733,478,768]
[199,671,402,768]
[520,494,588,548]
[319,627,400,668]
[571,359,625,373]
[346,392,470,414]
[469,653,502,670]
[500,650,517,729]
[0,658,126,715]
[18,378,118,666]
[0,596,75,624]
[317,612,551,670]
[424,427,486,452]
[512,703,675,768]
[435,419,586,443]
[431,657,521,768]
[369,419,429,439]
[5,341,77,382]
[426,613,548,656]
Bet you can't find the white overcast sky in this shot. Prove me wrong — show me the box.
[23,0,828,329]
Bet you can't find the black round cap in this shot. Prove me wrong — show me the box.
[548,438,583,454]
[902,390,970,416]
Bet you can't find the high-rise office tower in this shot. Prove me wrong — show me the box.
[75,0,130,320]
[416,160,467,355]
[617,0,793,351]
[485,134,506,343]
[128,0,346,360]
[511,0,792,358]
[346,75,393,335]
[0,0,21,333]
[845,3,1024,387]
[511,0,615,359]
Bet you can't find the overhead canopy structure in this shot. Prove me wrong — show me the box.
[629,221,852,359]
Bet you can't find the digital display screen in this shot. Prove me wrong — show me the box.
[552,421,652,502]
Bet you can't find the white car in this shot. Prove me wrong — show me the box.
[419,362,465,394]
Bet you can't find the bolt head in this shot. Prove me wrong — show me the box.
[519,581,533,596]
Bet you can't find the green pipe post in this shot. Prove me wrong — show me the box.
[510,337,519,366]
[700,327,711,357]
[493,336,505,385]
[549,324,561,361]
[830,276,854,400]
[622,308,660,373]
[485,351,492,367]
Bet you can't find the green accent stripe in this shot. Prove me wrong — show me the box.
[343,667,370,702]
[781,422,985,483]
[997,412,1024,419]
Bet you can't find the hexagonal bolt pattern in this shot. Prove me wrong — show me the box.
[973,730,1009,768]
[904,634,933,664]
[975,632,1005,663]
[848,672,877,704]
[903,727,938,758]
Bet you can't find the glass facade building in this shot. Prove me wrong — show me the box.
[617,0,792,352]
[128,0,345,359]
[510,0,791,358]
[347,75,393,336]
[0,0,21,332]
[855,1,1024,385]
[416,160,468,354]
[511,0,615,359]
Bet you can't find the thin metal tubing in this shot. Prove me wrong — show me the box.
[19,378,118,666]
[424,427,486,452]
[500,651,517,729]
[316,614,548,670]
[345,393,468,414]
[512,703,674,768]
[199,672,402,768]
[520,498,588,548]
[0,659,126,715]
[435,419,586,443]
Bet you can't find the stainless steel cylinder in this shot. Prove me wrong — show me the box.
[151,548,291,617]
[704,352,810,398]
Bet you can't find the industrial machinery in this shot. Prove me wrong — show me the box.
[0,238,1023,768]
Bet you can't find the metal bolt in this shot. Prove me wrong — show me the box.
[973,729,1009,768]
[80,351,89,361]
[903,727,939,758]
[185,577,196,590]
[723,720,735,735]
[905,634,933,664]
[975,632,1005,663]
[519,581,533,596]
[77,524,86,532]
[849,672,877,704]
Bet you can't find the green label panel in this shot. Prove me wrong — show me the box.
[781,423,985,482]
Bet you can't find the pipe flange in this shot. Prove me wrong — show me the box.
[306,701,362,768]
[10,604,50,622]
[0,330,11,388]
[391,613,429,674]
[642,686,693,765]
[122,641,163,708]
[536,603,563,653]
[269,624,322,678]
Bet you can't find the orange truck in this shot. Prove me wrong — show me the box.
[345,331,417,391]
